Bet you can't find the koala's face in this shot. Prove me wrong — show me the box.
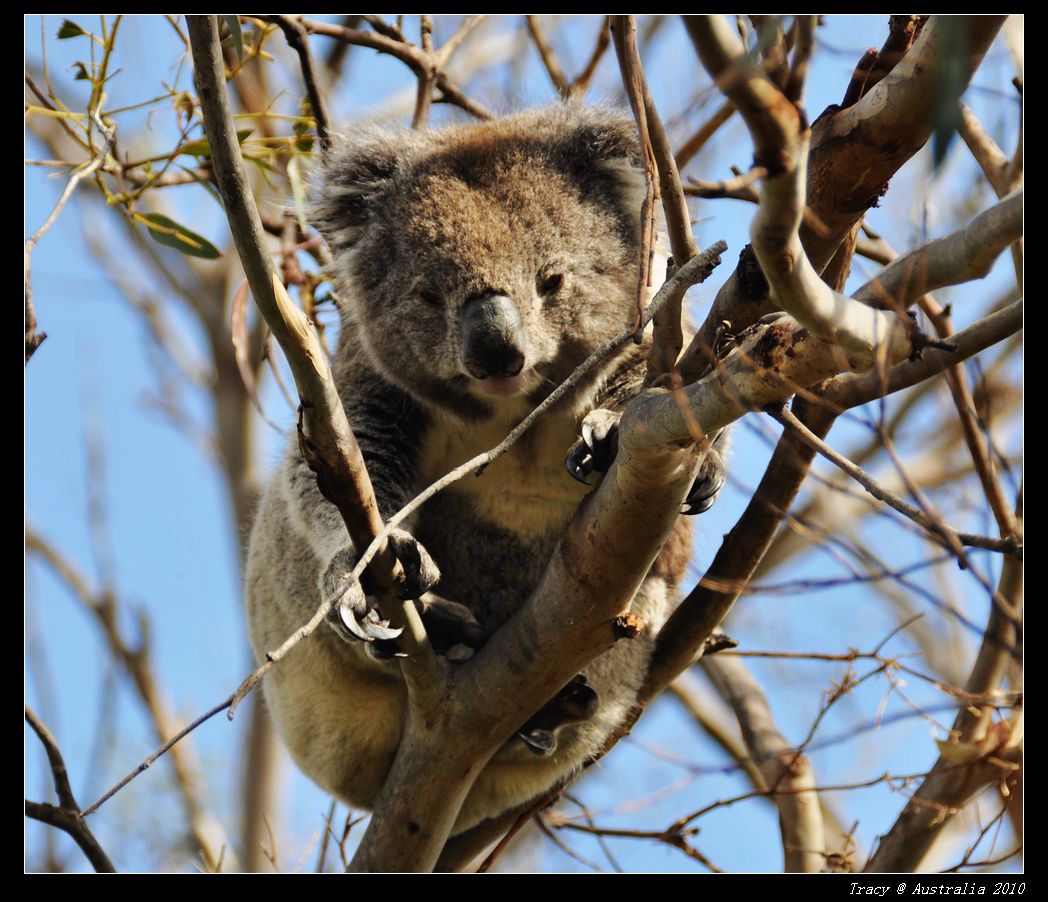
[315,109,645,419]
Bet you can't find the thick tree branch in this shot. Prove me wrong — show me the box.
[854,191,1022,310]
[684,15,1006,373]
[643,298,1022,705]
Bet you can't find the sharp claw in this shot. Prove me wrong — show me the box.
[518,728,556,756]
[683,469,726,515]
[565,448,594,485]
[360,609,403,641]
[338,603,375,641]
[682,495,717,516]
[338,604,404,642]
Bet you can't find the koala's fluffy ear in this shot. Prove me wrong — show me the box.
[562,113,642,169]
[310,132,411,254]
[549,108,647,233]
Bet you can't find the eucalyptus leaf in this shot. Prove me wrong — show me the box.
[224,15,244,62]
[57,19,87,39]
[140,212,221,259]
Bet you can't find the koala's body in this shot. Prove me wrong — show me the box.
[245,107,722,834]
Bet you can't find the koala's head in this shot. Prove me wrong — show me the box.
[313,107,646,420]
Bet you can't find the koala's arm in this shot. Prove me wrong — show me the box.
[277,358,434,608]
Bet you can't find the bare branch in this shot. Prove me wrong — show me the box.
[187,15,440,699]
[25,529,234,868]
[704,657,825,872]
[865,543,1023,870]
[25,705,116,873]
[265,16,331,152]
[25,110,114,364]
[614,15,700,381]
[526,16,570,97]
[767,406,1020,559]
[854,191,1023,310]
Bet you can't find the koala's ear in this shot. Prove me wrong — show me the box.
[564,113,642,169]
[310,133,409,253]
[555,110,646,225]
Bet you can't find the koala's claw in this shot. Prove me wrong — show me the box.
[519,727,557,755]
[518,674,599,757]
[682,448,727,516]
[330,580,404,643]
[565,409,621,485]
[386,530,442,601]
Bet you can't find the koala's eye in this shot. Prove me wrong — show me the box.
[538,273,564,297]
[418,288,443,308]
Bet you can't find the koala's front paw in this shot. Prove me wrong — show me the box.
[567,410,727,516]
[324,528,441,645]
[518,674,599,756]
[565,409,621,485]
[682,445,727,515]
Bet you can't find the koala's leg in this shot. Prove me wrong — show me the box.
[454,566,679,834]
[369,593,489,660]
[517,674,599,755]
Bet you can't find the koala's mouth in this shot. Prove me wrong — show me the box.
[469,367,538,399]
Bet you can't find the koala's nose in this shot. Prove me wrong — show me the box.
[461,293,527,380]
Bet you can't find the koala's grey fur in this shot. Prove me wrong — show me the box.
[245,106,713,835]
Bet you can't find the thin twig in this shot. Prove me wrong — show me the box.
[25,110,115,363]
[266,16,331,152]
[768,406,1021,559]
[526,16,570,97]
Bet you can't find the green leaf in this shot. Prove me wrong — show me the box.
[930,18,969,173]
[224,15,244,63]
[139,212,221,259]
[57,19,87,39]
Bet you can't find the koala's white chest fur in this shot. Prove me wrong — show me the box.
[417,401,590,541]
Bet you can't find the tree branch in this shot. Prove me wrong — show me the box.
[703,657,825,872]
[25,705,116,873]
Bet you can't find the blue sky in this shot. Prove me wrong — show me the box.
[25,15,1022,872]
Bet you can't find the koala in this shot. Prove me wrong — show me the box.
[244,106,727,837]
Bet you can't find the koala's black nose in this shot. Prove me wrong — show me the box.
[461,293,527,380]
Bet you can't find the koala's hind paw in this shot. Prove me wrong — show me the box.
[565,409,621,484]
[416,594,489,654]
[324,528,442,646]
[518,674,599,756]
[682,446,727,515]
